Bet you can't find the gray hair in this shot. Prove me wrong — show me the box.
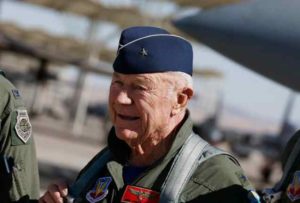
[163,71,193,90]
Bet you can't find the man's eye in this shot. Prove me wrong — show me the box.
[134,85,147,91]
[113,80,123,86]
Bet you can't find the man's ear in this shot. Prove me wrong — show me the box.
[171,88,193,116]
[181,88,193,100]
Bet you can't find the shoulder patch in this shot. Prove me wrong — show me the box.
[15,110,32,143]
[235,171,251,188]
[287,171,300,202]
[12,89,21,99]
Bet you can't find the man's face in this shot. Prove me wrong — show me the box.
[108,72,176,147]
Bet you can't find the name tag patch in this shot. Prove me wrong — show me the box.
[15,110,32,143]
[86,177,112,203]
[121,185,160,203]
[287,171,300,202]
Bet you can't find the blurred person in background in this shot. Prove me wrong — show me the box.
[0,70,40,202]
[278,130,300,203]
[39,26,259,203]
[262,130,300,203]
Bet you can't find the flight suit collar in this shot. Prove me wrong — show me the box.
[161,111,193,162]
[107,161,124,190]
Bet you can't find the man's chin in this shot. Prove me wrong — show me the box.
[115,127,139,141]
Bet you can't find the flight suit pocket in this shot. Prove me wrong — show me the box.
[181,177,214,201]
[10,110,32,146]
[10,161,27,201]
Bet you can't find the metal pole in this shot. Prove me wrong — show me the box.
[279,91,296,137]
[71,20,98,136]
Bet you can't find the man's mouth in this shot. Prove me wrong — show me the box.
[117,114,140,121]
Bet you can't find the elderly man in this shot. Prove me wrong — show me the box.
[39,26,257,203]
[0,70,40,202]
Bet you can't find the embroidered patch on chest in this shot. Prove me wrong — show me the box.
[15,110,32,143]
[121,185,160,203]
[86,177,112,203]
[287,171,300,202]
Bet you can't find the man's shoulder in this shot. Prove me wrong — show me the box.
[0,73,13,113]
[70,147,110,197]
[0,71,14,92]
[194,154,252,189]
[0,73,25,114]
[180,154,253,202]
[77,147,110,178]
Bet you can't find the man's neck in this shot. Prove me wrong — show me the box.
[128,112,185,166]
[128,131,176,167]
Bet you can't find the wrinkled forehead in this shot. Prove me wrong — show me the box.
[113,72,161,81]
[112,72,167,86]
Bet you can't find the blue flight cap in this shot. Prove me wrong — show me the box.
[113,26,193,76]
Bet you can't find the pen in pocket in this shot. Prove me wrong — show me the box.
[3,156,11,173]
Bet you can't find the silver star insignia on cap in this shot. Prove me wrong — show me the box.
[139,48,148,56]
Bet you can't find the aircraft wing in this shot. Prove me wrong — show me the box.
[173,0,300,91]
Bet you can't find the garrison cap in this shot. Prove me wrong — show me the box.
[113,26,193,76]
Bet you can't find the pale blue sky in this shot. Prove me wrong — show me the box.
[1,0,300,128]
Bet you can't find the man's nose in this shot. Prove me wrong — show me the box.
[116,91,132,105]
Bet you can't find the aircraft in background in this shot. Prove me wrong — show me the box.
[173,0,300,91]
[173,0,300,181]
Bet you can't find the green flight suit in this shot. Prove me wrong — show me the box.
[72,113,253,203]
[0,71,40,202]
[277,130,300,203]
